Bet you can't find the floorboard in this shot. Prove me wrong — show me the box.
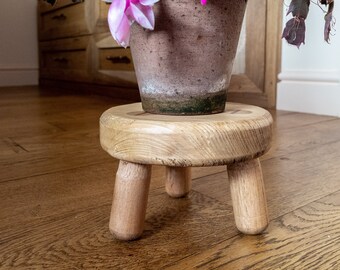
[166,190,340,270]
[0,86,339,269]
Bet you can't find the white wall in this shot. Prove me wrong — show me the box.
[277,3,340,117]
[0,0,39,86]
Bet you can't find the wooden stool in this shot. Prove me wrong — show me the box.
[100,102,273,240]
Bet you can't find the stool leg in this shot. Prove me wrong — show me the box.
[109,161,151,240]
[165,167,191,198]
[228,159,269,235]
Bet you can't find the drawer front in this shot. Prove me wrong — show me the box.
[99,48,134,71]
[40,37,90,82]
[40,3,89,40]
[39,0,83,13]
[40,36,89,51]
[40,50,90,82]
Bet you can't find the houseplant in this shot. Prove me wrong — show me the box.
[108,0,247,115]
[282,0,335,47]
[47,0,335,114]
[106,0,335,115]
[107,0,335,48]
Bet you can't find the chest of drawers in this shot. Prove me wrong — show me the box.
[38,0,138,98]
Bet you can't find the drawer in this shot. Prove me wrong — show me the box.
[91,34,137,87]
[40,37,91,82]
[40,36,89,51]
[42,50,87,70]
[99,48,134,71]
[40,50,90,82]
[38,0,83,13]
[40,3,89,40]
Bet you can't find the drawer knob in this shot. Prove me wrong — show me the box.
[53,57,68,63]
[43,0,83,5]
[106,56,131,64]
[52,13,67,20]
[43,0,57,6]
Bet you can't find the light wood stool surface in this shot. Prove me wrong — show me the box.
[100,102,273,240]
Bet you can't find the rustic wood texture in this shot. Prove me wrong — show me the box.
[100,103,273,166]
[228,159,269,234]
[165,167,192,198]
[228,0,282,109]
[1,86,339,269]
[38,0,79,13]
[102,103,271,239]
[39,2,89,41]
[265,0,283,108]
[110,161,151,240]
[38,0,138,91]
[245,0,266,91]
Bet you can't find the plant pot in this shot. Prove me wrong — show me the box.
[130,0,247,115]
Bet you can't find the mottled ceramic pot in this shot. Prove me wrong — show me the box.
[130,0,247,115]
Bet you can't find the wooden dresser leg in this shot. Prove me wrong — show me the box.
[165,167,191,198]
[109,161,151,240]
[228,159,269,235]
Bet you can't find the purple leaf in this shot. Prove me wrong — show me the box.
[287,0,310,19]
[282,17,306,48]
[324,1,334,42]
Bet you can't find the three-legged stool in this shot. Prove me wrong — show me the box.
[100,102,273,240]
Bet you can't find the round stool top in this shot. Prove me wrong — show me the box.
[100,102,273,167]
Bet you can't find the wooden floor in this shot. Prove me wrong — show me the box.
[0,86,339,269]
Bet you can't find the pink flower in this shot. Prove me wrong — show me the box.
[108,0,208,47]
[108,0,159,48]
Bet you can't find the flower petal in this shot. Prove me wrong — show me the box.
[108,0,132,47]
[129,3,155,30]
[139,0,159,6]
[108,0,127,35]
[114,14,131,48]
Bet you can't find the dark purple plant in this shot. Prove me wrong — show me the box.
[283,0,335,47]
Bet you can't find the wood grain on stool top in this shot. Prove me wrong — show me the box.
[100,102,273,167]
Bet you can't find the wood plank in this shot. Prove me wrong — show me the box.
[265,0,283,108]
[0,146,110,182]
[271,111,337,131]
[0,161,225,228]
[166,190,340,269]
[265,118,340,160]
[1,86,339,269]
[193,139,340,220]
[0,189,237,269]
[245,0,266,91]
[1,138,339,268]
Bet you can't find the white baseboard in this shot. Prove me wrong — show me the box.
[0,68,39,86]
[277,70,340,117]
